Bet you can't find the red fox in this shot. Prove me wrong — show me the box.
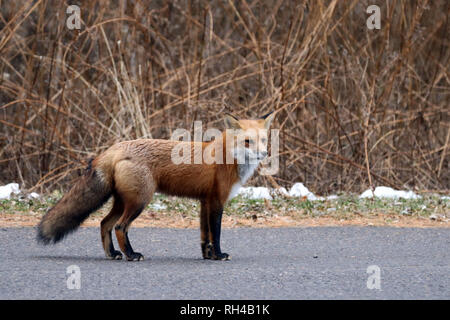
[37,112,275,261]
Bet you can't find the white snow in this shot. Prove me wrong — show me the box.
[288,182,322,200]
[0,183,41,200]
[0,182,447,203]
[28,192,40,199]
[236,183,449,201]
[0,183,20,200]
[359,186,420,199]
[238,187,273,200]
[236,184,338,201]
[273,187,289,197]
[237,183,326,201]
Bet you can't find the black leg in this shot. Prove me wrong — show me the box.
[200,200,211,259]
[207,201,230,261]
[124,230,144,261]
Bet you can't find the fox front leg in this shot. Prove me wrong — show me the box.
[204,201,230,261]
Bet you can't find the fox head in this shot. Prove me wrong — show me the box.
[224,112,275,164]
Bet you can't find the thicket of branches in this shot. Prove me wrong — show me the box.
[0,0,449,195]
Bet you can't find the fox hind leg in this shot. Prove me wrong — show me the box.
[113,162,154,261]
[101,195,124,260]
[114,202,149,261]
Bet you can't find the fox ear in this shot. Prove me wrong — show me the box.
[261,111,275,129]
[224,113,241,129]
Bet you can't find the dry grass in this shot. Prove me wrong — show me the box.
[1,192,448,228]
[0,0,449,195]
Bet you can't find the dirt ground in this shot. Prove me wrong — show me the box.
[1,211,448,229]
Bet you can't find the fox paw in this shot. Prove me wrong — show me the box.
[202,248,212,260]
[212,253,231,261]
[126,252,144,261]
[107,250,123,260]
[202,243,230,261]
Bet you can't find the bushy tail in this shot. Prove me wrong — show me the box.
[37,162,113,244]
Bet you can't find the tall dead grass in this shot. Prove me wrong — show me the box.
[0,0,449,194]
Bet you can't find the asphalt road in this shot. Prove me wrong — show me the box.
[0,226,449,299]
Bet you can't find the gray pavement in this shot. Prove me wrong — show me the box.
[0,226,449,299]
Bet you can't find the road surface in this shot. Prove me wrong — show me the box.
[0,226,448,299]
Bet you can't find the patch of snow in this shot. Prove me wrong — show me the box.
[1,181,446,203]
[288,183,321,200]
[239,187,273,200]
[272,187,289,197]
[359,186,420,199]
[27,192,40,199]
[0,183,20,200]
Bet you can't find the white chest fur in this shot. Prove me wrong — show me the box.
[238,161,259,184]
[227,161,260,202]
[227,182,242,202]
